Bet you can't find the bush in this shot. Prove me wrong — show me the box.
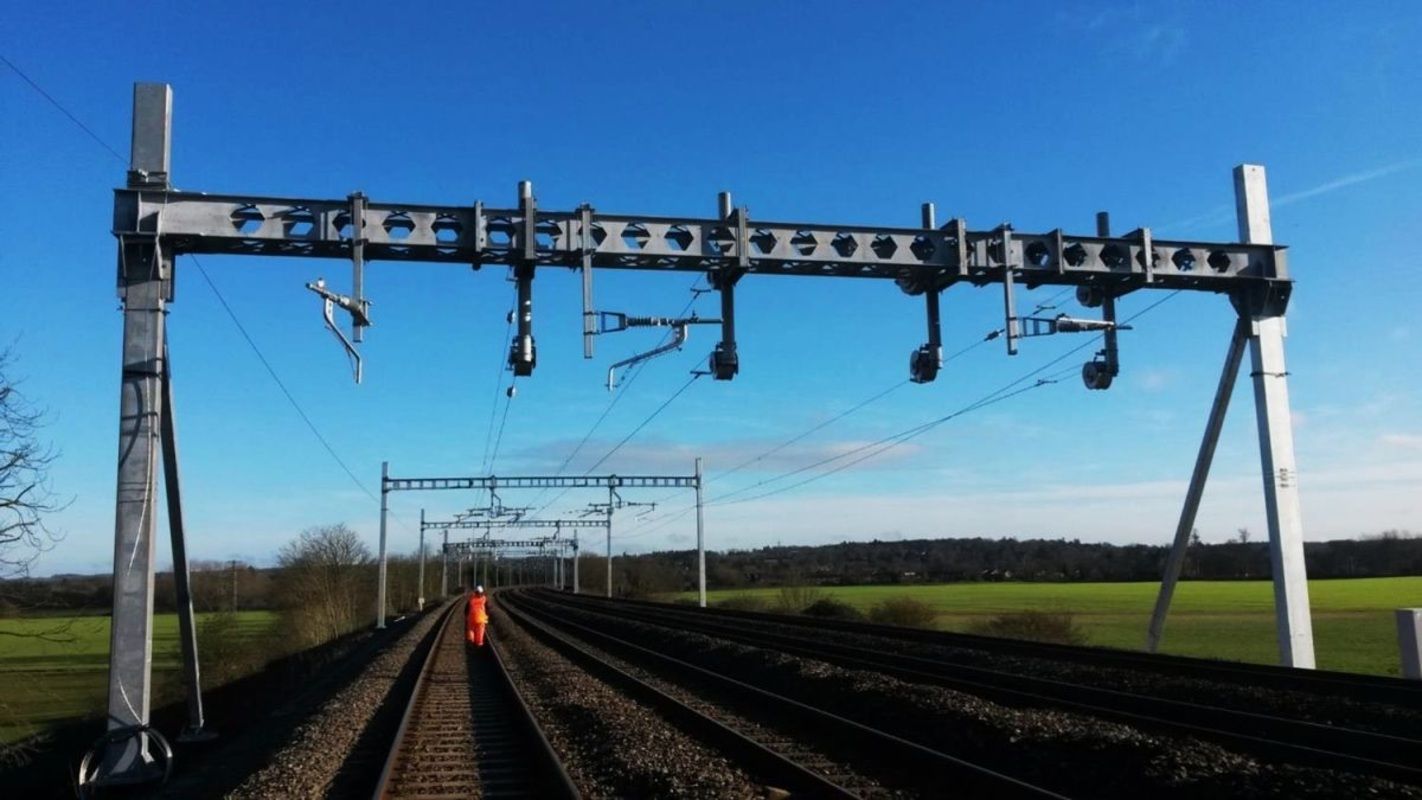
[868,596,938,628]
[195,611,277,686]
[774,583,824,613]
[967,610,1088,646]
[801,598,864,621]
[715,595,769,612]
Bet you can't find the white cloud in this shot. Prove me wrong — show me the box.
[1380,433,1422,451]
[1135,368,1179,393]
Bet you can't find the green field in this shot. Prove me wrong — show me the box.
[0,611,278,743]
[683,577,1422,676]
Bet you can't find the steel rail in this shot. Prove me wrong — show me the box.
[503,591,1065,799]
[371,600,461,799]
[542,591,1422,786]
[371,596,578,799]
[497,594,860,797]
[569,592,1422,706]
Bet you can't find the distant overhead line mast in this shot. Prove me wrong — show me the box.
[384,464,705,613]
[101,82,1308,787]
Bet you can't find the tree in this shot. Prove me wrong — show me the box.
[0,347,65,582]
[274,524,373,647]
[0,348,70,766]
[1237,528,1251,544]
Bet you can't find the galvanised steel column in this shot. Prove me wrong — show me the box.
[572,532,580,594]
[606,486,614,598]
[100,82,173,783]
[416,511,426,612]
[440,530,448,597]
[1236,164,1315,669]
[160,342,206,740]
[1147,320,1247,652]
[377,461,389,629]
[1399,609,1422,679]
[695,458,706,608]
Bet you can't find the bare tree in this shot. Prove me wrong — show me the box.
[0,347,70,765]
[0,347,65,582]
[274,524,373,646]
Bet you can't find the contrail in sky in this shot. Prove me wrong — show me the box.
[1163,157,1421,233]
[1271,158,1421,207]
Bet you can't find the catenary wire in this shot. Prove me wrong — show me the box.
[1,62,411,529]
[617,290,1182,540]
[6,61,1185,544]
[582,371,703,476]
[1,54,128,164]
[525,283,702,516]
[479,284,518,476]
[190,256,389,509]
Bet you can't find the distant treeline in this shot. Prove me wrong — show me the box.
[0,551,438,617]
[4,531,1417,612]
[683,531,1422,587]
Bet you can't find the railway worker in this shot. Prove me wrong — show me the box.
[467,585,490,646]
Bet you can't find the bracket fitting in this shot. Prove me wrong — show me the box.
[306,277,371,383]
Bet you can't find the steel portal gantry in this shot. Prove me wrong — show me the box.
[424,515,599,594]
[101,81,1310,786]
[384,466,704,616]
[440,535,572,590]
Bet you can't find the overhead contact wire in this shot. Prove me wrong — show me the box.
[619,290,1182,538]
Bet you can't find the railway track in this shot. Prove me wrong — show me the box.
[519,589,1422,790]
[500,590,1065,798]
[372,599,577,799]
[590,591,1422,707]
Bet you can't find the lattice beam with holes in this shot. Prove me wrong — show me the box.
[114,189,1288,298]
[421,518,607,530]
[384,474,698,492]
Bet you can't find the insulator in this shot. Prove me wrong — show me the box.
[1053,315,1115,333]
[1082,359,1114,390]
[1076,285,1105,308]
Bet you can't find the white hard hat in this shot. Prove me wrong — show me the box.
[475,584,485,593]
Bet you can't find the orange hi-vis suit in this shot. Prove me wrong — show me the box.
[466,592,489,646]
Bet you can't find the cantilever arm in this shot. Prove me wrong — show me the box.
[606,323,690,390]
[306,278,364,383]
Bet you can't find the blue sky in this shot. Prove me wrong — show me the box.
[2,2,1419,576]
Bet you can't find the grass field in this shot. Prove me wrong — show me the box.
[682,577,1422,676]
[0,611,278,743]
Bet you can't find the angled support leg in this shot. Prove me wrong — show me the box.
[1147,319,1247,652]
[160,340,211,741]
